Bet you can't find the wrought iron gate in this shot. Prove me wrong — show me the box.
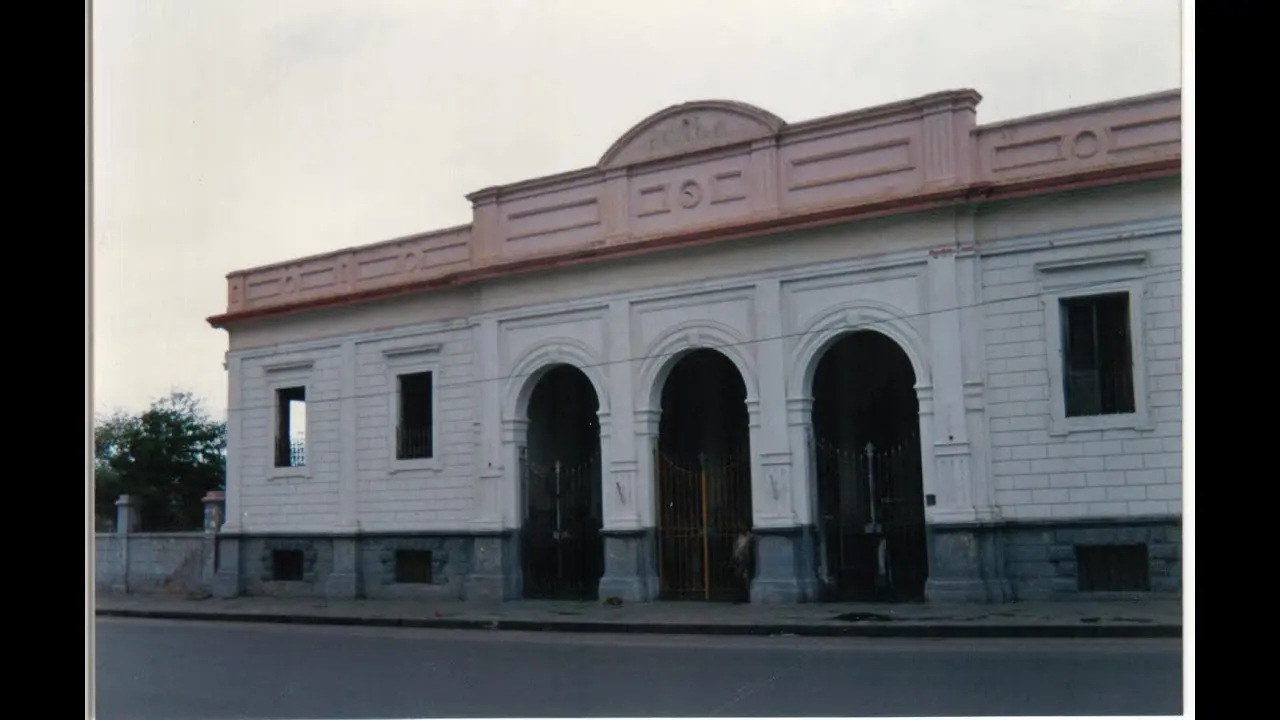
[813,429,927,601]
[655,450,753,602]
[520,448,603,600]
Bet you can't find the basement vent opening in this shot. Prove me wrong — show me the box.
[1075,543,1150,592]
[271,549,305,582]
[394,549,434,584]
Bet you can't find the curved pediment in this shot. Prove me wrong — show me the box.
[598,100,785,169]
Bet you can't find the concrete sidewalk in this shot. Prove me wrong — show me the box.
[95,593,1182,639]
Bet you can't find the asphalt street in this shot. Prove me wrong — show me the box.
[94,617,1184,719]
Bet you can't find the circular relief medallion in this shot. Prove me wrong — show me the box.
[283,275,297,294]
[1072,130,1100,159]
[678,179,703,209]
[404,252,418,271]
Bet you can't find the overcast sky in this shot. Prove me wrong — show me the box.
[91,0,1183,418]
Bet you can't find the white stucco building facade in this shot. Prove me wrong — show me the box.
[210,88,1183,604]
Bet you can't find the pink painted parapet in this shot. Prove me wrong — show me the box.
[215,88,1182,324]
[974,90,1181,183]
[225,224,472,316]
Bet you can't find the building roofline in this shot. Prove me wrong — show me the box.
[208,158,1180,329]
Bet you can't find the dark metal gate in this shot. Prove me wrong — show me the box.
[655,450,753,602]
[813,429,927,602]
[520,448,603,600]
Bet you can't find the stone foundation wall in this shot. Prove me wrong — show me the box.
[927,516,1180,602]
[360,535,472,600]
[1000,518,1181,600]
[207,518,1182,604]
[217,534,480,600]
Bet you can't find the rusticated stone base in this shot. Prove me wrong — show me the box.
[598,529,659,602]
[750,526,820,604]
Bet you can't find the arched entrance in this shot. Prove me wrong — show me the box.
[810,330,927,602]
[655,349,754,602]
[520,364,604,600]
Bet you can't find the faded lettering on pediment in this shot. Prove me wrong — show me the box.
[601,104,782,168]
[647,115,731,155]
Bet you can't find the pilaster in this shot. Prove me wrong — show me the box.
[471,319,504,530]
[601,169,630,243]
[469,188,501,264]
[222,354,243,533]
[926,249,976,521]
[748,137,782,217]
[605,301,641,528]
[335,340,358,533]
[784,396,816,526]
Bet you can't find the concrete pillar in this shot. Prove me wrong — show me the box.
[115,494,139,534]
[200,491,224,593]
[112,495,136,594]
[202,491,225,533]
[209,486,242,599]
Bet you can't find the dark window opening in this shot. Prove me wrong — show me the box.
[1076,544,1150,592]
[274,386,307,468]
[271,549,305,582]
[396,372,434,460]
[394,549,434,584]
[1060,293,1136,417]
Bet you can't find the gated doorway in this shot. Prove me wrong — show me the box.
[520,364,604,600]
[811,330,927,602]
[656,349,754,602]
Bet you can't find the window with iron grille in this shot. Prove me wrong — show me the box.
[1060,293,1136,417]
[1075,544,1150,592]
[396,371,434,460]
[394,549,434,584]
[274,386,307,468]
[271,549,305,582]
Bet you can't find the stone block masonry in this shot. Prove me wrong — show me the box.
[215,533,479,600]
[999,518,1181,600]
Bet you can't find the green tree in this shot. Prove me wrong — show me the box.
[94,390,226,531]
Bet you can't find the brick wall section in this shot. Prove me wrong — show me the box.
[981,231,1182,521]
[355,327,477,531]
[239,348,344,530]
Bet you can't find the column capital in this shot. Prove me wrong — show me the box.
[633,408,661,436]
[785,396,814,427]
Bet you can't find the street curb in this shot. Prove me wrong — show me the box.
[95,608,1181,639]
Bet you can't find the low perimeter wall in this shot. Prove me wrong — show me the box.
[94,491,225,596]
[95,532,215,596]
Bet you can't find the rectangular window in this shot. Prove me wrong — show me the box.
[1075,544,1150,592]
[274,386,307,468]
[396,372,434,460]
[1060,293,1136,417]
[394,549,434,584]
[271,549,305,582]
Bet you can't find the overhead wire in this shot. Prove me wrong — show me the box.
[219,263,1182,416]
